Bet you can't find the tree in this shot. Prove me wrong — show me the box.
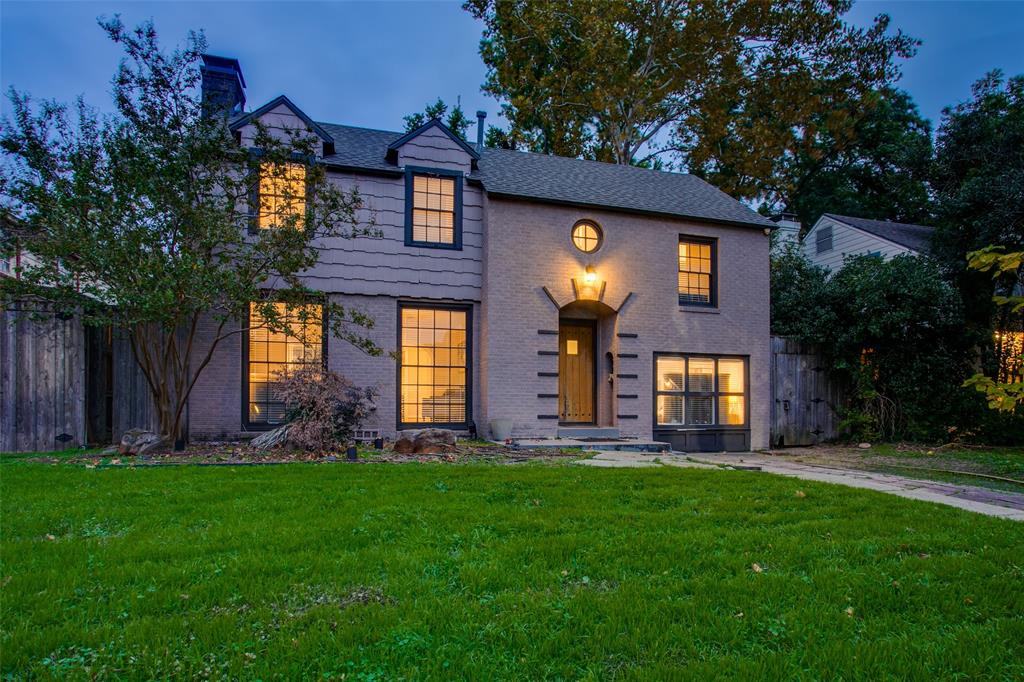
[464,0,916,204]
[403,97,472,140]
[780,87,934,227]
[931,71,1024,346]
[769,242,829,338]
[0,19,381,448]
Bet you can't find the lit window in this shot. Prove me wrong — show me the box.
[258,162,306,230]
[994,330,1024,384]
[655,355,746,427]
[409,173,457,245]
[399,306,469,426]
[679,237,715,306]
[572,221,602,253]
[246,302,322,426]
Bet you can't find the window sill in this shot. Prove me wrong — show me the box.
[404,240,463,251]
[678,305,720,314]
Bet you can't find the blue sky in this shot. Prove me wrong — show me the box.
[2,1,1023,134]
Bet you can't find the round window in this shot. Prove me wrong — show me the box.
[572,220,602,253]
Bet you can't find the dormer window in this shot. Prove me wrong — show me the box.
[405,167,463,249]
[257,161,306,230]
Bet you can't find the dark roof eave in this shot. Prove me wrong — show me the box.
[387,119,481,161]
[483,191,773,230]
[230,95,334,144]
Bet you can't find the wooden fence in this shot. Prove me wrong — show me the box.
[1,308,157,453]
[1,307,87,452]
[770,335,845,447]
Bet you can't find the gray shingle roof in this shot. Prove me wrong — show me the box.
[824,214,935,253]
[314,122,772,229]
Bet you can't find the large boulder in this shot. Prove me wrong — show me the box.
[413,428,457,454]
[118,428,164,456]
[392,428,457,455]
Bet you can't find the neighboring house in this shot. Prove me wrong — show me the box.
[769,213,802,252]
[187,55,773,452]
[802,213,934,272]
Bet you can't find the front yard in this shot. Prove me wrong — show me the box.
[2,460,1022,679]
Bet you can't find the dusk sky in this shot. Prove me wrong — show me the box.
[2,1,1023,135]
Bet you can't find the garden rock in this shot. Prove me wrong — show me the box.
[118,428,164,456]
[393,429,457,454]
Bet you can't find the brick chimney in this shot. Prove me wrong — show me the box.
[200,54,246,115]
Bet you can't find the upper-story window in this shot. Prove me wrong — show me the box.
[405,167,463,250]
[257,161,307,230]
[816,225,833,253]
[678,236,716,307]
[572,220,603,253]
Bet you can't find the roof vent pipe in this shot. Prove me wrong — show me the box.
[476,111,487,152]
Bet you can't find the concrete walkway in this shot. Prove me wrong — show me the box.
[574,451,1024,521]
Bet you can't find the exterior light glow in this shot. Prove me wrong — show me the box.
[572,264,604,302]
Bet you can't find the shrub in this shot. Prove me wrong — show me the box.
[273,365,377,451]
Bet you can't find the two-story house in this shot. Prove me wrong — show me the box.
[188,55,773,452]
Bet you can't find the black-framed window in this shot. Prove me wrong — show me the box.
[244,301,324,428]
[254,161,308,231]
[398,303,471,428]
[654,354,746,427]
[572,220,603,253]
[404,166,463,250]
[678,236,716,306]
[816,225,833,254]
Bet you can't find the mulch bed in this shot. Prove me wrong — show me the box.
[28,442,586,467]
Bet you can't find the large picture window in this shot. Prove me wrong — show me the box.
[678,237,716,306]
[399,304,470,427]
[256,161,307,230]
[246,302,323,427]
[405,167,463,249]
[655,354,746,427]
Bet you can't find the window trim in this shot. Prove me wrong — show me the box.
[678,235,718,308]
[651,353,749,430]
[571,219,603,254]
[396,300,473,431]
[404,166,464,250]
[241,296,328,431]
[247,150,316,235]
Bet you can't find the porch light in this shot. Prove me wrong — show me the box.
[573,264,604,302]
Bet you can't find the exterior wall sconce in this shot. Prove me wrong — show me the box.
[572,264,605,301]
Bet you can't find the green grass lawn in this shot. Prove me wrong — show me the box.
[2,462,1022,680]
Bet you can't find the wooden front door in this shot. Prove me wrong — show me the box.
[559,322,595,423]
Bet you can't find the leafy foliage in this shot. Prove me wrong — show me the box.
[464,0,916,206]
[274,365,378,451]
[963,246,1024,412]
[403,98,473,140]
[780,88,934,227]
[775,253,974,441]
[0,19,381,444]
[769,242,828,338]
[930,72,1024,341]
